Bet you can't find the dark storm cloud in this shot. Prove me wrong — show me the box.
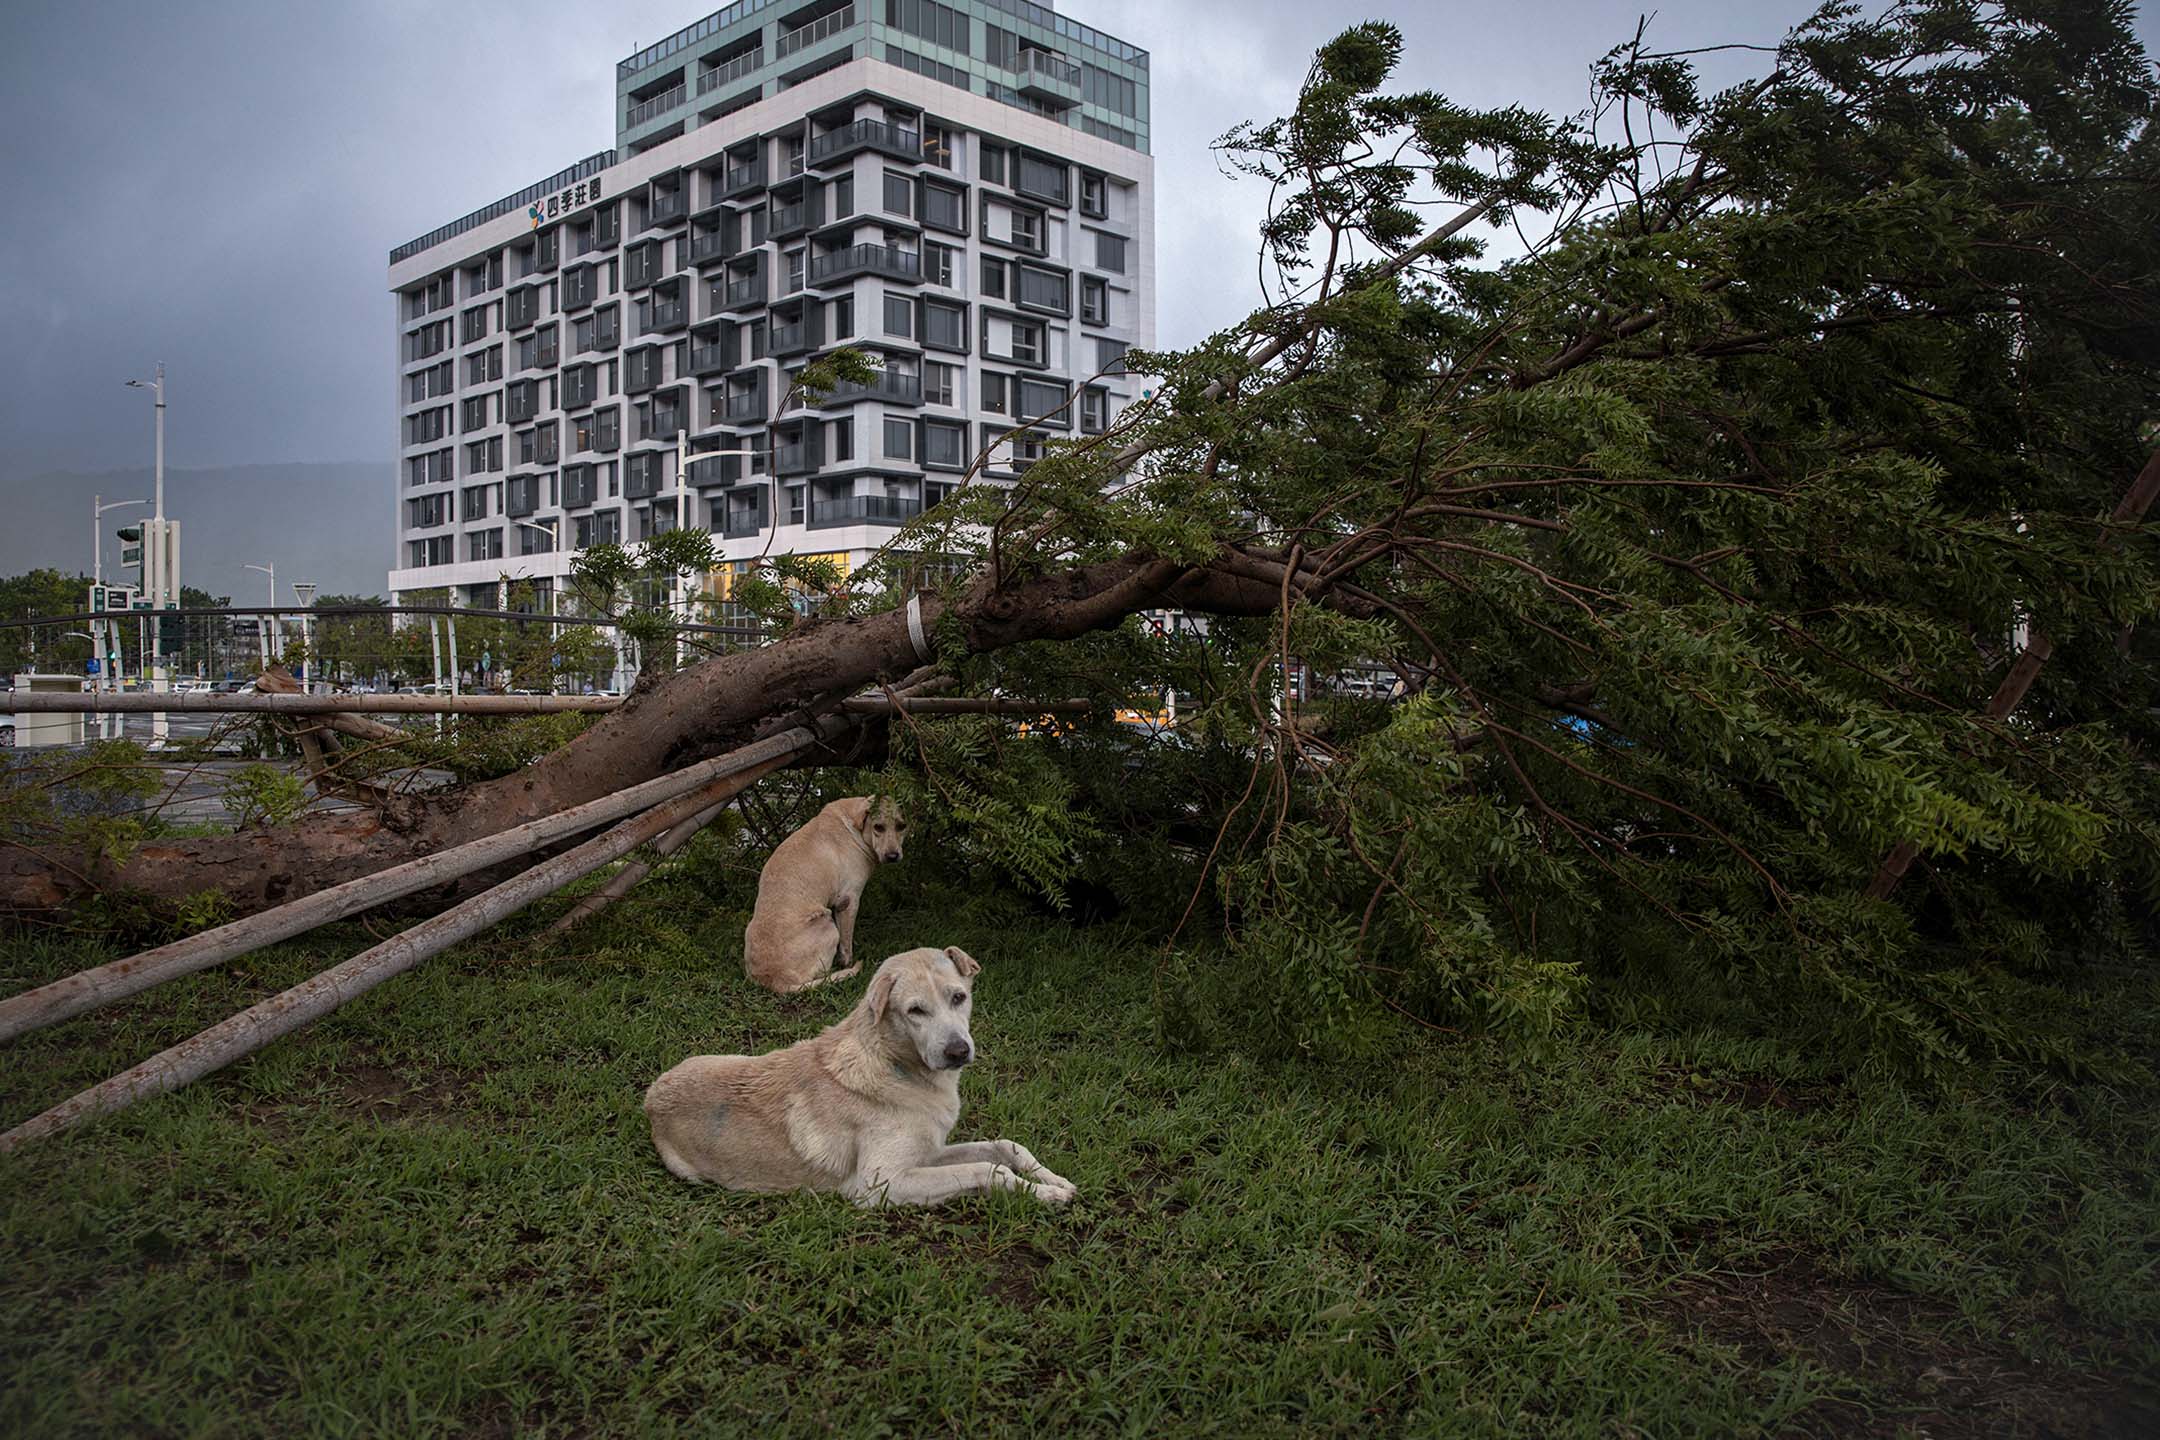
[2,1,2153,586]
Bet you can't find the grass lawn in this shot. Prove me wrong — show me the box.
[3,868,2157,1438]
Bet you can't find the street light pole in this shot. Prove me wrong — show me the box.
[90,495,149,736]
[243,563,276,670]
[292,581,317,691]
[125,365,174,745]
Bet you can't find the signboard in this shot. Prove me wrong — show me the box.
[529,175,605,229]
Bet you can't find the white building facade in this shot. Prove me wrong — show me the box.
[386,0,1155,620]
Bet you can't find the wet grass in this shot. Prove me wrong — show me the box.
[3,872,2157,1437]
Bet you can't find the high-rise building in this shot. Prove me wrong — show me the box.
[387,0,1153,628]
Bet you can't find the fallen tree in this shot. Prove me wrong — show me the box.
[6,4,2158,1080]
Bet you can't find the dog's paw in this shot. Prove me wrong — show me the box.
[1032,1176,1078,1206]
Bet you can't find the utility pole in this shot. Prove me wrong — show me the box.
[293,581,317,691]
[244,563,276,669]
[91,494,148,739]
[125,365,177,746]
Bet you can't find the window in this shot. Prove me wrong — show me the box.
[406,493,451,528]
[1095,232,1127,274]
[832,295,854,339]
[462,484,493,522]
[1080,172,1107,218]
[981,256,1006,299]
[1081,386,1108,434]
[1017,377,1068,424]
[408,536,454,568]
[924,361,957,406]
[885,0,967,51]
[922,300,965,352]
[1081,276,1108,325]
[830,174,854,218]
[786,248,806,293]
[1009,208,1042,251]
[921,182,965,233]
[461,304,489,344]
[787,486,806,525]
[979,143,1006,185]
[884,293,914,338]
[1018,265,1068,313]
[884,417,914,460]
[982,373,1008,415]
[1096,338,1130,375]
[1009,320,1044,365]
[467,346,503,384]
[923,419,965,468]
[923,240,956,287]
[467,528,505,562]
[884,170,913,217]
[1016,154,1068,206]
[922,122,954,170]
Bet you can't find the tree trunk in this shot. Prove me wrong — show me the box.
[1,559,1278,916]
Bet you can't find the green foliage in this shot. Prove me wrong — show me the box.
[217,763,308,830]
[0,740,160,871]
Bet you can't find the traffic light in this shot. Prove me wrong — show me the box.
[116,526,144,575]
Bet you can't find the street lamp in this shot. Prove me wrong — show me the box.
[124,365,174,745]
[671,436,760,667]
[243,562,276,670]
[292,581,317,691]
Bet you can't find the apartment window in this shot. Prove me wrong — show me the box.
[593,304,620,350]
[830,174,854,218]
[884,417,913,460]
[787,485,806,525]
[922,299,965,352]
[1096,338,1130,375]
[884,294,914,339]
[406,493,450,528]
[468,528,505,562]
[981,256,1006,299]
[786,249,806,293]
[1095,232,1127,274]
[1082,276,1108,325]
[462,484,493,522]
[982,373,1008,414]
[923,240,956,288]
[1017,377,1068,425]
[1016,154,1068,206]
[563,464,597,509]
[831,416,854,463]
[1009,208,1042,251]
[596,406,620,451]
[1080,387,1109,434]
[1009,320,1044,365]
[1018,265,1068,314]
[883,170,913,217]
[979,144,1006,185]
[461,304,490,345]
[920,181,965,234]
[922,122,954,170]
[924,361,957,406]
[825,294,853,340]
[409,536,453,567]
[1080,172,1107,219]
[923,419,966,469]
[467,346,503,384]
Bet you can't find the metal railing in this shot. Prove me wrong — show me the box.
[776,6,856,59]
[390,151,616,265]
[812,495,921,526]
[697,46,765,94]
[1017,47,1082,87]
[807,117,919,163]
[822,369,924,404]
[808,243,920,284]
[626,83,687,129]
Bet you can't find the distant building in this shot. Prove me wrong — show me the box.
[387,0,1154,621]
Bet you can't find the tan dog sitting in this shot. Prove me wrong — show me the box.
[646,945,1076,1207]
[742,796,906,993]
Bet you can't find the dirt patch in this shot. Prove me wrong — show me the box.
[327,1051,481,1125]
[1652,1250,2158,1437]
[982,1243,1050,1309]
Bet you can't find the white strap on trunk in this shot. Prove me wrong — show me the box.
[905,592,933,663]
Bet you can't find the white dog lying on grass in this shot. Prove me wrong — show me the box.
[645,945,1077,1208]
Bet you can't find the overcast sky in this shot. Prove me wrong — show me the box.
[3,0,2155,484]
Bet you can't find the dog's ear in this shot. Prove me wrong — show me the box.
[865,967,899,1023]
[944,945,980,978]
[854,797,879,834]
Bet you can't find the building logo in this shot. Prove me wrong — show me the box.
[528,204,545,229]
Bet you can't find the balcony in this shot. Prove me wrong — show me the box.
[688,226,733,267]
[716,484,772,538]
[810,494,921,529]
[1015,48,1082,108]
[718,272,768,312]
[817,369,924,407]
[696,46,764,96]
[689,334,735,377]
[775,429,824,476]
[776,6,855,60]
[807,117,921,169]
[646,294,689,333]
[721,159,767,199]
[808,243,922,287]
[626,84,686,130]
[770,191,823,240]
[647,185,689,228]
[770,308,824,358]
[722,391,766,423]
